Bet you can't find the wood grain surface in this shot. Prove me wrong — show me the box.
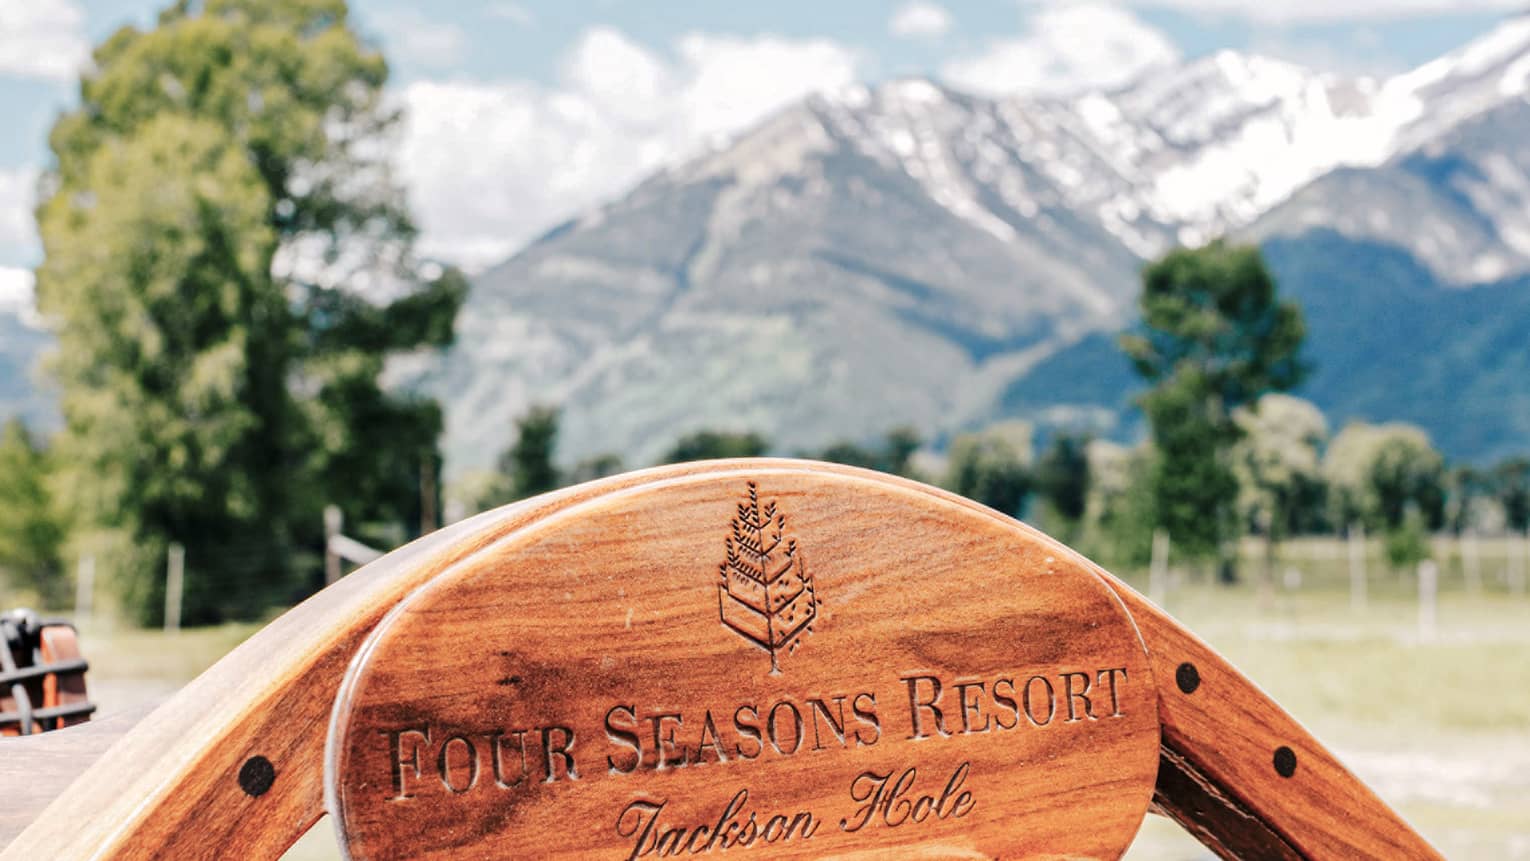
[327,472,1160,860]
[0,703,152,844]
[0,459,1445,860]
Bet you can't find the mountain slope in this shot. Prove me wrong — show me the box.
[10,19,1530,471]
[1251,94,1530,283]
[421,18,1530,471]
[999,229,1530,462]
[414,90,1151,471]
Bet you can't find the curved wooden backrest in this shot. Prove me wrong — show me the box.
[0,460,1441,860]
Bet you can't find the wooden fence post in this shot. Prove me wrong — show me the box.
[74,555,94,624]
[420,456,438,535]
[325,505,343,586]
[164,543,184,634]
[1348,524,1366,612]
[1149,528,1169,606]
[1511,531,1527,598]
[1461,529,1481,595]
[1417,559,1437,642]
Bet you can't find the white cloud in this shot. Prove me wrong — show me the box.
[370,8,470,69]
[0,168,39,267]
[890,2,954,39]
[0,268,32,310]
[397,29,860,268]
[0,170,43,326]
[942,2,1179,96]
[0,267,43,328]
[1119,0,1525,25]
[0,0,89,81]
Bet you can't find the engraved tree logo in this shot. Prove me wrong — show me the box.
[717,482,818,675]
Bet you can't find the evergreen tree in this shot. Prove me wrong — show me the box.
[1369,435,1446,532]
[567,453,625,486]
[1121,241,1306,581]
[1495,457,1530,536]
[0,420,67,606]
[945,422,1031,519]
[663,430,768,463]
[499,406,562,501]
[34,0,463,623]
[1035,432,1091,538]
[814,426,922,477]
[880,426,921,477]
[1446,466,1491,535]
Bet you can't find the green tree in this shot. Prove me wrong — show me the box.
[567,453,624,486]
[1035,432,1091,539]
[1384,509,1431,571]
[945,422,1031,519]
[1369,436,1446,532]
[498,406,561,502]
[1080,440,1157,568]
[663,430,768,463]
[1324,424,1382,530]
[1495,457,1530,536]
[1446,466,1490,535]
[0,420,67,606]
[1233,394,1327,546]
[816,441,878,469]
[1121,242,1306,581]
[814,426,922,477]
[1323,422,1445,571]
[35,0,463,624]
[1324,422,1444,532]
[880,426,922,477]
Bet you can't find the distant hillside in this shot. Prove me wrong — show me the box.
[1001,230,1530,463]
[405,18,1530,472]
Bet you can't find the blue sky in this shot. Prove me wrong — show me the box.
[0,0,1522,295]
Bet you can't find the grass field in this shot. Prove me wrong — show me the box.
[60,536,1530,859]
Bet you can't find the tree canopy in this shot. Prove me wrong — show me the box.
[1122,242,1307,578]
[0,420,67,606]
[663,430,769,463]
[1323,422,1445,533]
[34,0,463,623]
[944,421,1032,519]
[1233,393,1328,542]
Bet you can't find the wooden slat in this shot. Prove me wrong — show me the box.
[0,704,153,844]
[1109,584,1445,860]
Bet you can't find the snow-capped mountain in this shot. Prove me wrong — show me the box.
[407,15,1530,472]
[10,16,1530,468]
[1251,18,1530,283]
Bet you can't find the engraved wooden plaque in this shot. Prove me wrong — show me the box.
[326,469,1161,859]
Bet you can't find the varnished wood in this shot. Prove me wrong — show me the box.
[328,472,1160,859]
[1151,746,1303,860]
[0,703,151,844]
[0,460,1443,860]
[1106,584,1445,860]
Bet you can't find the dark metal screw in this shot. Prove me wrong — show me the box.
[1273,746,1297,778]
[1175,662,1200,694]
[238,755,276,797]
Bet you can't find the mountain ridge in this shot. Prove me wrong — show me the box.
[8,18,1530,470]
